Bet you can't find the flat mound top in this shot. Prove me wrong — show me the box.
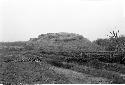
[30,32,88,41]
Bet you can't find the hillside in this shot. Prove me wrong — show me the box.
[26,32,102,53]
[0,33,125,84]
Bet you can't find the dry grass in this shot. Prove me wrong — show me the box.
[51,66,110,84]
[0,51,70,84]
[68,63,125,84]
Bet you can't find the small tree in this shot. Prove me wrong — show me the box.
[107,30,125,52]
[107,30,119,51]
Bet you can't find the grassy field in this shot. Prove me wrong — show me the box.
[0,33,125,84]
[0,49,71,84]
[1,48,125,84]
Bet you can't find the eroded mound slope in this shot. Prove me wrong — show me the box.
[26,32,102,53]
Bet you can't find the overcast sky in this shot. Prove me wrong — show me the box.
[0,0,125,42]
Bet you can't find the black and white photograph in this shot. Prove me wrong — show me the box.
[0,0,125,84]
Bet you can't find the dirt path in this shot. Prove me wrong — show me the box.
[50,66,110,84]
